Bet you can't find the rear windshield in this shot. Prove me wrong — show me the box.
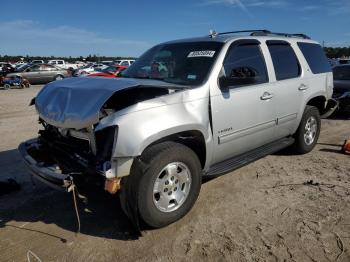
[297,42,331,74]
[121,41,224,86]
[333,66,350,80]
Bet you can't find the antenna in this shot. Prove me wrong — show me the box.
[209,29,218,38]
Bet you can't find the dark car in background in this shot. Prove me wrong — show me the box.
[333,64,350,112]
[6,63,70,84]
[0,63,15,76]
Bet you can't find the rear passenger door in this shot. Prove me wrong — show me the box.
[266,40,305,138]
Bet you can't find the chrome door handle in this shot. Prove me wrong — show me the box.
[260,92,274,100]
[298,84,309,91]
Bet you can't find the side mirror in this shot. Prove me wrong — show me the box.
[219,66,258,88]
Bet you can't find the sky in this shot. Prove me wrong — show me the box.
[0,0,349,57]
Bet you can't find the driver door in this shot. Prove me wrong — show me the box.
[210,40,277,163]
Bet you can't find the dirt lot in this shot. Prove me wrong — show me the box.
[0,85,350,262]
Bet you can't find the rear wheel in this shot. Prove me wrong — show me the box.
[3,84,10,90]
[292,106,321,154]
[119,142,202,228]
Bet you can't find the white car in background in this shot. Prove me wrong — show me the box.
[31,60,45,64]
[114,59,135,67]
[48,60,80,69]
[74,63,108,76]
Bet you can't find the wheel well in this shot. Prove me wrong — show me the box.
[145,130,206,168]
[306,96,326,114]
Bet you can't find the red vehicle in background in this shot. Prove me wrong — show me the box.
[87,65,127,78]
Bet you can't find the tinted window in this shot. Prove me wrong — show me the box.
[41,64,57,71]
[267,41,301,80]
[223,43,268,86]
[298,43,331,74]
[333,66,350,80]
[57,61,64,64]
[30,65,41,71]
[338,59,350,65]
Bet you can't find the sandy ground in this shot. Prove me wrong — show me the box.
[0,85,350,262]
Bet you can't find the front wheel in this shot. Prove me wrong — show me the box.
[292,106,321,154]
[120,142,202,228]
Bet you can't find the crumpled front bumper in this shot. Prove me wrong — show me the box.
[18,139,71,191]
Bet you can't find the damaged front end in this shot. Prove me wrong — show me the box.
[19,77,183,192]
[19,119,119,191]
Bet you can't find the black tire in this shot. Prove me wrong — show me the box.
[54,74,64,81]
[120,142,202,228]
[3,84,10,90]
[292,106,321,154]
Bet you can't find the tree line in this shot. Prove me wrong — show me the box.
[324,47,350,59]
[1,46,350,62]
[0,54,137,63]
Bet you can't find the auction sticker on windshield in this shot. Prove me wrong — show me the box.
[187,50,216,58]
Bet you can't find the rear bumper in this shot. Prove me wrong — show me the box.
[333,92,350,111]
[321,98,339,118]
[18,139,71,191]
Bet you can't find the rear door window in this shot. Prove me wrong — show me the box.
[267,41,301,81]
[298,42,331,74]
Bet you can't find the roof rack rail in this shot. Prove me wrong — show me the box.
[251,31,311,39]
[209,29,271,38]
[209,29,310,39]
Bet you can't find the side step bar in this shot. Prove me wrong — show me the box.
[205,137,295,177]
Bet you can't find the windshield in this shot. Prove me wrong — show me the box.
[81,63,93,69]
[15,63,31,72]
[99,66,116,73]
[120,41,223,86]
[333,66,350,80]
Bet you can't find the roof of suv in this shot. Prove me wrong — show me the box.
[164,30,318,45]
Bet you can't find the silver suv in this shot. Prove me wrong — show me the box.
[19,30,336,229]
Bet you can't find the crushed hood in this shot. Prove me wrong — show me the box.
[35,77,178,129]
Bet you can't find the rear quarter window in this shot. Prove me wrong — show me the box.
[297,42,331,74]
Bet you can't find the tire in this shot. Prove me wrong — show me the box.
[3,84,10,90]
[120,142,202,228]
[292,106,321,154]
[54,75,64,81]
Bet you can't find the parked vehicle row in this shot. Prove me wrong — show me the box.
[0,59,135,85]
[6,64,69,85]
